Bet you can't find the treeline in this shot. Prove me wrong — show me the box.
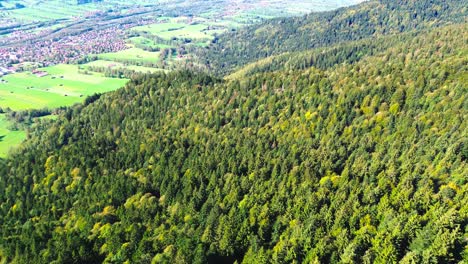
[194,0,467,74]
[85,66,151,79]
[128,33,188,52]
[2,108,64,131]
[0,24,466,263]
[78,55,171,69]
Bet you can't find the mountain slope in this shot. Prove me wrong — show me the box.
[225,29,425,80]
[0,24,467,263]
[194,0,467,74]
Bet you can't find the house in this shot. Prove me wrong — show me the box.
[32,69,49,77]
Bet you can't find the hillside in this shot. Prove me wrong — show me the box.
[194,0,467,74]
[0,23,466,263]
[225,29,424,80]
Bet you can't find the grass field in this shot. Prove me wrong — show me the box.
[158,24,211,40]
[97,47,161,64]
[129,37,172,49]
[131,22,212,40]
[131,22,187,35]
[2,0,164,22]
[0,114,26,158]
[0,64,128,110]
[85,60,163,73]
[2,0,361,24]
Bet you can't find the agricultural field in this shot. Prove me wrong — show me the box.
[0,0,175,23]
[125,16,234,57]
[92,17,225,69]
[0,114,26,158]
[131,21,212,41]
[0,64,128,110]
[84,60,162,73]
[131,22,188,35]
[248,0,364,14]
[128,37,172,49]
[0,64,127,157]
[0,0,362,24]
[96,47,161,64]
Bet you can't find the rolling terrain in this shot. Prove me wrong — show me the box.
[0,0,466,263]
[0,64,127,110]
[0,0,366,156]
[195,0,467,74]
[0,0,466,262]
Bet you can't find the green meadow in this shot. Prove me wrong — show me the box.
[157,24,211,40]
[0,114,26,158]
[3,0,160,22]
[0,64,127,110]
[131,22,213,40]
[131,22,187,35]
[84,60,163,73]
[0,64,127,157]
[128,37,172,49]
[97,48,161,64]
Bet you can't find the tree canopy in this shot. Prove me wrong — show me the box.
[0,21,467,263]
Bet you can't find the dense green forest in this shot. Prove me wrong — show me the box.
[0,19,466,263]
[225,29,431,80]
[194,0,467,74]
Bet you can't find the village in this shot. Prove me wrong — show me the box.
[0,4,163,76]
[0,27,128,72]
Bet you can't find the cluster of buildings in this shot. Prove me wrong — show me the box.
[0,30,29,46]
[0,26,128,70]
[0,13,164,78]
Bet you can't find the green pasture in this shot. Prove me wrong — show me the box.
[131,22,187,35]
[0,114,26,158]
[97,48,160,64]
[156,16,174,21]
[156,24,211,40]
[132,22,212,40]
[2,0,161,22]
[85,60,163,73]
[0,64,127,110]
[199,10,218,18]
[128,37,172,49]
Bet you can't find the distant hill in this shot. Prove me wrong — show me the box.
[194,0,467,74]
[225,27,437,80]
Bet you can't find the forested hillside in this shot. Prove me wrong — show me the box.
[0,23,466,263]
[194,0,467,74]
[226,29,425,80]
